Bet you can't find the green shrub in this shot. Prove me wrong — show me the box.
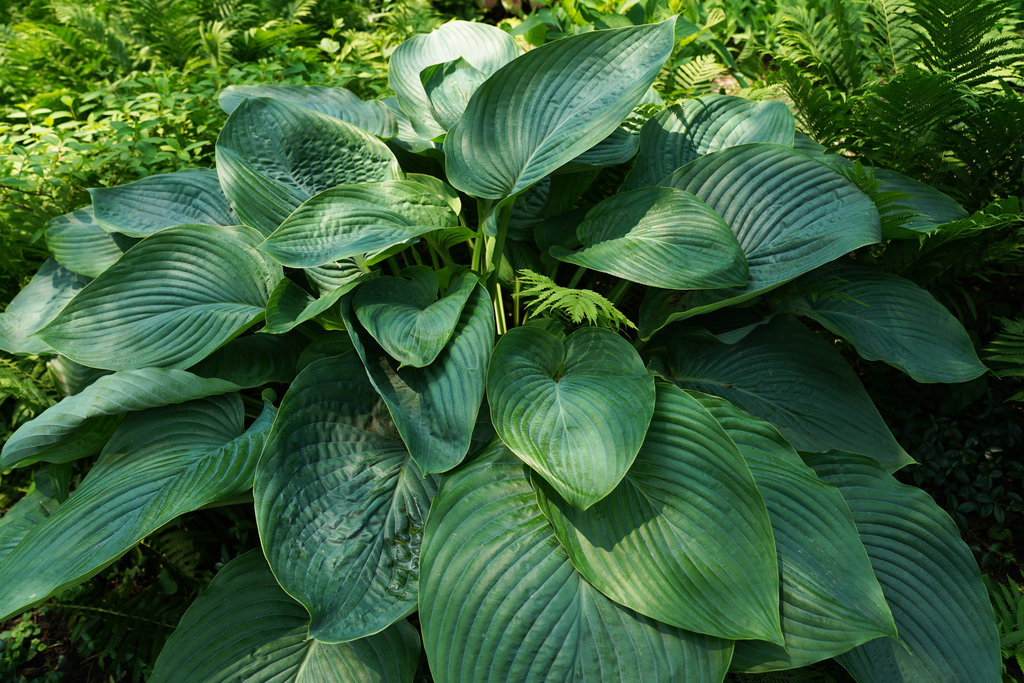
[0,16,1005,681]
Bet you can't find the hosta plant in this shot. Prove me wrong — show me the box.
[0,17,1002,682]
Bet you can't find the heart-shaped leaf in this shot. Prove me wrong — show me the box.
[216,97,401,234]
[219,84,397,138]
[0,260,89,356]
[486,325,655,509]
[389,20,521,139]
[419,441,733,683]
[37,224,283,370]
[777,261,986,383]
[258,180,459,268]
[534,383,782,642]
[685,391,896,672]
[807,452,1001,683]
[624,95,795,190]
[352,268,477,368]
[445,20,675,200]
[342,282,494,474]
[0,395,275,621]
[255,352,436,643]
[552,186,748,289]
[639,143,880,336]
[89,169,238,237]
[45,207,132,278]
[150,550,420,683]
[648,315,912,471]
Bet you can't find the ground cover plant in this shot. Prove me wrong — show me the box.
[0,12,1008,682]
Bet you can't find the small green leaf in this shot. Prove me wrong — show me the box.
[419,442,733,683]
[216,97,401,234]
[535,383,782,642]
[445,20,675,199]
[808,452,1001,683]
[151,550,420,683]
[421,58,487,132]
[487,325,654,509]
[255,352,436,643]
[353,268,477,368]
[553,186,748,289]
[262,278,355,335]
[258,180,459,268]
[37,224,283,370]
[219,84,397,138]
[88,169,237,237]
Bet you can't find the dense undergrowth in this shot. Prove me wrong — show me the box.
[1,0,1023,680]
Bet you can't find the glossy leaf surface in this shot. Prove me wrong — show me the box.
[445,20,674,199]
[420,442,733,683]
[37,224,282,370]
[151,550,420,683]
[553,186,747,289]
[808,452,1001,683]
[487,325,655,509]
[255,352,436,643]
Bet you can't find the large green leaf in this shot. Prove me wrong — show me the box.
[685,391,896,671]
[0,368,245,469]
[444,20,675,200]
[188,332,307,386]
[486,325,654,509]
[342,282,493,474]
[551,186,748,290]
[219,84,397,138]
[0,259,89,356]
[352,268,476,368]
[807,452,1001,683]
[45,207,132,278]
[534,383,781,642]
[639,143,880,336]
[37,224,282,370]
[216,97,401,234]
[258,180,458,268]
[648,315,912,470]
[624,95,795,190]
[419,441,733,683]
[88,169,238,238]
[254,352,436,643]
[0,395,274,621]
[150,550,420,683]
[777,261,986,383]
[389,20,521,139]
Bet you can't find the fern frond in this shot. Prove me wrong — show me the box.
[985,575,1024,671]
[863,0,917,74]
[516,270,636,332]
[661,54,726,98]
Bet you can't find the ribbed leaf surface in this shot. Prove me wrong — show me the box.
[0,260,89,356]
[780,261,986,383]
[686,391,896,671]
[624,95,795,189]
[552,186,747,289]
[444,20,674,199]
[807,452,1001,683]
[219,84,397,138]
[648,316,912,470]
[419,442,733,683]
[258,180,458,268]
[45,207,130,277]
[486,326,655,509]
[421,58,487,132]
[255,352,435,643]
[263,277,353,334]
[342,283,493,473]
[353,269,476,368]
[389,20,521,139]
[535,383,781,642]
[639,143,880,335]
[37,224,282,370]
[0,395,274,621]
[0,368,244,469]
[89,169,237,237]
[873,168,968,237]
[216,97,401,234]
[0,482,59,565]
[150,550,420,683]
